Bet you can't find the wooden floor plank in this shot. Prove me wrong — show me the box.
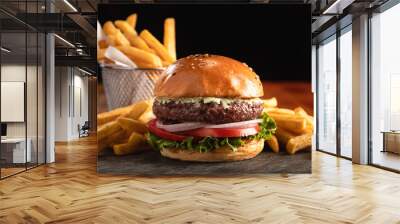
[0,81,398,223]
[0,136,399,223]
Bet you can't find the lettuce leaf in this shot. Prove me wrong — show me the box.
[146,113,276,153]
[249,112,277,140]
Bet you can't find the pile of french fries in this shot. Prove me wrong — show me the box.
[263,97,314,154]
[98,13,176,68]
[97,99,155,155]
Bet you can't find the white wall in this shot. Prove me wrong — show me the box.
[1,64,46,164]
[1,65,26,139]
[54,67,89,141]
[55,66,70,141]
[0,65,41,138]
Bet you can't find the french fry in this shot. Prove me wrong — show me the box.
[115,20,137,36]
[294,107,314,134]
[97,104,133,126]
[113,132,146,155]
[117,117,148,134]
[264,107,295,115]
[136,62,160,69]
[268,113,307,134]
[126,13,138,29]
[107,33,130,46]
[113,143,134,156]
[122,99,152,120]
[302,124,313,134]
[106,35,118,46]
[100,129,125,147]
[98,40,108,49]
[162,60,171,67]
[286,133,312,154]
[294,107,314,126]
[275,128,312,154]
[263,97,278,108]
[140,29,175,63]
[128,36,155,54]
[294,107,308,116]
[114,20,155,54]
[266,135,279,153]
[103,22,130,46]
[275,128,295,146]
[97,48,106,61]
[163,18,176,61]
[100,129,129,152]
[103,21,119,35]
[116,33,130,46]
[138,106,156,124]
[116,45,162,68]
[97,121,122,141]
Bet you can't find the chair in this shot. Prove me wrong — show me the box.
[78,121,90,138]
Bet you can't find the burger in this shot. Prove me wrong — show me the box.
[146,54,276,162]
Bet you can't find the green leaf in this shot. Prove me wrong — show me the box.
[248,113,277,141]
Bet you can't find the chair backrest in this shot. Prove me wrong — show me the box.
[82,121,90,129]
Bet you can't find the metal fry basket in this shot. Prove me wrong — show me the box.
[101,67,164,110]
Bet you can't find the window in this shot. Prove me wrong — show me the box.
[0,2,46,179]
[370,2,400,171]
[339,28,352,158]
[317,35,337,154]
[316,25,353,159]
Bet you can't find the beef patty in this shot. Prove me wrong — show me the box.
[153,100,263,124]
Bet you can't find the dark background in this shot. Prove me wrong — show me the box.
[98,4,311,81]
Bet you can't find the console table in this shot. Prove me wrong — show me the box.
[382,131,400,154]
[0,138,32,164]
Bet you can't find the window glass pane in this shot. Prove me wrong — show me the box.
[1,17,28,177]
[0,0,46,179]
[340,29,352,158]
[371,3,400,171]
[27,30,38,169]
[38,33,45,165]
[317,36,337,154]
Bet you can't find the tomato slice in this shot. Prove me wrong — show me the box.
[149,119,260,140]
[182,125,260,138]
[148,119,187,141]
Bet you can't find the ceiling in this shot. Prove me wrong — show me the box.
[0,0,391,73]
[0,0,97,72]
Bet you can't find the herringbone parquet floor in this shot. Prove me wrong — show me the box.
[1,136,399,223]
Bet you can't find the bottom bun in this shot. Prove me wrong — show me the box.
[160,139,264,162]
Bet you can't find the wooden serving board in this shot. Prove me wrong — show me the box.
[97,148,311,175]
